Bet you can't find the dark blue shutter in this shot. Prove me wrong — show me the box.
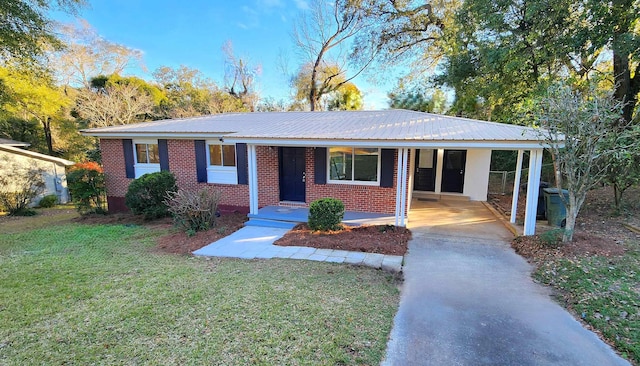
[158,139,170,171]
[314,147,327,184]
[194,140,207,183]
[122,139,135,179]
[236,143,248,185]
[380,149,395,188]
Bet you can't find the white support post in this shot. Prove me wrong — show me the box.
[394,148,405,226]
[523,149,543,235]
[510,149,524,223]
[247,144,259,215]
[399,148,409,226]
[406,148,416,217]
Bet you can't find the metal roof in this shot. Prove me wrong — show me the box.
[82,110,546,146]
[0,138,30,147]
[0,144,75,166]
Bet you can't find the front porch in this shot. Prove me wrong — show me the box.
[245,205,396,229]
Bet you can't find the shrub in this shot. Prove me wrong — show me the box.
[67,162,107,214]
[125,171,177,219]
[38,194,58,208]
[539,228,564,247]
[165,188,221,235]
[308,198,345,231]
[0,160,45,216]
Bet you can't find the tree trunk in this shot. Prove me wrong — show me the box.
[613,182,621,211]
[562,201,578,242]
[613,48,633,124]
[41,116,54,155]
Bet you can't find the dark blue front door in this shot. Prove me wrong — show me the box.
[279,147,306,202]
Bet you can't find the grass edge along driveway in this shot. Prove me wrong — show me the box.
[0,223,400,365]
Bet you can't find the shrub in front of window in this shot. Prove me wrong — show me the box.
[165,188,221,236]
[38,194,58,208]
[308,198,345,231]
[125,171,177,219]
[67,162,107,215]
[0,160,45,216]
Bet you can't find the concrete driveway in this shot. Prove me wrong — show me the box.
[382,199,629,365]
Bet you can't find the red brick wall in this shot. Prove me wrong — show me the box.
[306,148,399,214]
[101,139,407,215]
[101,139,131,211]
[100,139,249,213]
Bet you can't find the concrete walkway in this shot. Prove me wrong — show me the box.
[383,199,629,365]
[193,226,403,272]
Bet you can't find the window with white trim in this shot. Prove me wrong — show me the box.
[133,140,160,178]
[328,147,380,184]
[206,142,237,184]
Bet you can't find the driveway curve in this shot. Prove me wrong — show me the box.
[382,200,629,365]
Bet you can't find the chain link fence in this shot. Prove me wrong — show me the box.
[488,164,555,195]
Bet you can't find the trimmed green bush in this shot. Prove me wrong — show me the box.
[38,194,58,208]
[67,162,107,214]
[125,171,177,219]
[308,198,345,231]
[165,188,221,236]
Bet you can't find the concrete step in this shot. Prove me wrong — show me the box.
[245,218,299,229]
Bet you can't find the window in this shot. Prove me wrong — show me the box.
[209,144,236,167]
[133,140,160,178]
[206,143,237,184]
[328,147,379,184]
[135,143,159,164]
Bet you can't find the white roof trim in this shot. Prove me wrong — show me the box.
[0,145,75,166]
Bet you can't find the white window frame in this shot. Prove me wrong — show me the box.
[206,141,238,185]
[133,139,160,178]
[327,147,381,186]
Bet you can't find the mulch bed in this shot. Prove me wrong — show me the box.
[155,213,248,254]
[489,186,640,263]
[274,224,411,256]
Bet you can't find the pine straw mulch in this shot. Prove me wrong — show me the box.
[274,223,411,256]
[489,186,640,264]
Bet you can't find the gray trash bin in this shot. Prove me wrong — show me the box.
[542,188,569,227]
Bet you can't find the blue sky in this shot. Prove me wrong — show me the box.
[52,0,394,109]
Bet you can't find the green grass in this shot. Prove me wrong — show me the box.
[0,222,400,365]
[534,243,640,364]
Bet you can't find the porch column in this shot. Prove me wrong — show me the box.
[523,148,543,235]
[510,149,524,223]
[247,144,259,215]
[395,148,406,226]
[399,148,409,226]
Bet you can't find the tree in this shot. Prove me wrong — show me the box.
[389,86,447,113]
[533,84,629,242]
[353,0,458,72]
[292,0,376,111]
[222,40,261,111]
[153,65,247,118]
[601,125,640,210]
[74,75,156,127]
[0,0,83,64]
[327,82,363,110]
[0,66,71,155]
[54,20,145,88]
[583,0,640,123]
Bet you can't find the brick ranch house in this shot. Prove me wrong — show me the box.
[83,110,549,235]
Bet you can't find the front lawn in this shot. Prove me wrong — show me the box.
[0,221,400,365]
[534,245,640,364]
